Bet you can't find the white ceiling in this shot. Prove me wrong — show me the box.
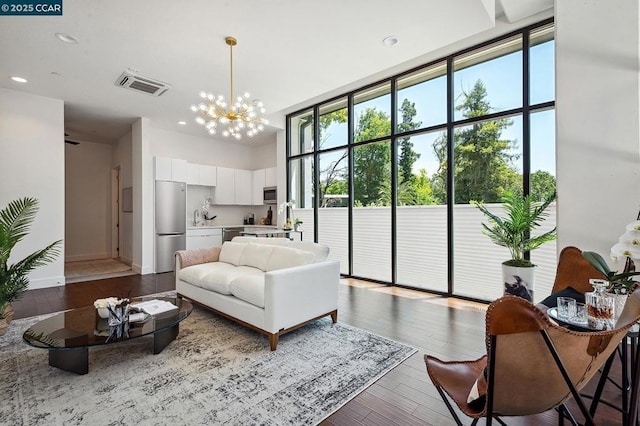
[0,0,552,146]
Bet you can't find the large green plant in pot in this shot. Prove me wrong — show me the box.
[0,197,61,329]
[473,192,556,302]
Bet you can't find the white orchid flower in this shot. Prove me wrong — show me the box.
[625,220,640,232]
[611,241,640,262]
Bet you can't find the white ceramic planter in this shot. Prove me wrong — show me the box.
[502,264,536,302]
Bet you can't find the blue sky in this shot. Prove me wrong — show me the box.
[321,39,556,178]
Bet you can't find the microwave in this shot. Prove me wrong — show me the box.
[263,186,277,204]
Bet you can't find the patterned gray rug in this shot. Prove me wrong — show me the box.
[0,307,415,425]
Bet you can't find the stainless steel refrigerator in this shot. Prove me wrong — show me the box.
[155,181,186,273]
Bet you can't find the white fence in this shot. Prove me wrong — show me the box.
[293,203,557,303]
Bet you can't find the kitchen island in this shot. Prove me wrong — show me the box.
[240,228,303,241]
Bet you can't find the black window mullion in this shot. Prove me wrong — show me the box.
[347,94,354,276]
[390,78,398,285]
[446,57,455,297]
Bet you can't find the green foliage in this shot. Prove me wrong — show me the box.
[582,251,640,291]
[397,99,422,184]
[354,140,391,206]
[530,170,557,202]
[312,79,556,210]
[431,80,522,204]
[473,192,556,266]
[318,110,348,207]
[353,109,392,206]
[0,197,61,310]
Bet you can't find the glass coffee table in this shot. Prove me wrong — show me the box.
[23,296,192,375]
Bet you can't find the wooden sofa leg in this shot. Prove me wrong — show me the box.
[269,333,279,351]
[330,310,338,323]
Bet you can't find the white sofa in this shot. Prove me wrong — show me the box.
[175,237,340,350]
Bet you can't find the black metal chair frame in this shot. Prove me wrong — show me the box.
[434,330,597,426]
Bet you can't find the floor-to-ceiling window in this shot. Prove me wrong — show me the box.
[286,20,556,302]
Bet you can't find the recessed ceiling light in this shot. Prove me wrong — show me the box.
[10,76,27,83]
[178,121,187,126]
[382,36,399,47]
[55,33,78,44]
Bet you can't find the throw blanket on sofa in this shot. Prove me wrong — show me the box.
[176,247,221,268]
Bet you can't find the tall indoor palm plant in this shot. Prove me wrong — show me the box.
[0,197,61,332]
[474,192,556,301]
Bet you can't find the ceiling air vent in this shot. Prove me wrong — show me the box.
[115,71,170,97]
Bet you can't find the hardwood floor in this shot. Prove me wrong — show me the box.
[12,275,626,425]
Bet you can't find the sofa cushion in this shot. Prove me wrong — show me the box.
[219,242,246,266]
[199,265,264,294]
[178,262,235,290]
[288,241,330,262]
[265,245,314,272]
[238,243,274,271]
[229,274,266,308]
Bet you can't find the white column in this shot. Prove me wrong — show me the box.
[556,0,640,258]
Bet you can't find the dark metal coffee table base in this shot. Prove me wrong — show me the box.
[47,324,180,375]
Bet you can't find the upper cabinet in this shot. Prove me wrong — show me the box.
[265,167,277,187]
[155,157,187,182]
[187,163,217,186]
[215,167,235,204]
[252,169,265,205]
[234,169,252,205]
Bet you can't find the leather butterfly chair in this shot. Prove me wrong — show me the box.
[551,246,607,295]
[425,289,640,425]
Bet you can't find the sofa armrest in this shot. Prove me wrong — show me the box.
[175,247,221,269]
[263,260,340,333]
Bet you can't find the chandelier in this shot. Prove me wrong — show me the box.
[191,36,268,139]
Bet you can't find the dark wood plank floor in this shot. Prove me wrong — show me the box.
[11,274,626,425]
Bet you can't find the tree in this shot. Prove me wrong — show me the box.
[431,80,521,204]
[353,109,392,206]
[317,110,348,207]
[529,170,556,202]
[397,99,422,184]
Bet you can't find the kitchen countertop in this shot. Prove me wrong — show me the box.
[187,224,277,230]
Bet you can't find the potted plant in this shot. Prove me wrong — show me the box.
[294,218,303,232]
[474,192,556,302]
[0,197,61,335]
[583,219,640,319]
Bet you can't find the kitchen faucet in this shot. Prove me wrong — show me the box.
[193,209,200,226]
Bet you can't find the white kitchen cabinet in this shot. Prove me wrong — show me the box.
[187,163,217,186]
[215,167,235,204]
[186,228,222,249]
[200,165,217,186]
[234,169,252,205]
[252,169,265,205]
[186,163,199,185]
[265,167,277,187]
[155,156,187,182]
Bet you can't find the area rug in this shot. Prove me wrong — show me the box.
[0,307,415,425]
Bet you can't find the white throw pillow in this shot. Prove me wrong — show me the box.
[238,243,273,271]
[288,241,330,262]
[218,242,246,266]
[265,245,314,271]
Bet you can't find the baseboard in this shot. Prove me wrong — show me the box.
[65,252,110,263]
[28,276,65,289]
[132,263,154,275]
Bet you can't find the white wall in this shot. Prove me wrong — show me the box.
[132,118,154,275]
[251,141,277,170]
[556,0,640,263]
[0,88,65,288]
[113,130,133,264]
[149,127,260,170]
[65,140,112,262]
